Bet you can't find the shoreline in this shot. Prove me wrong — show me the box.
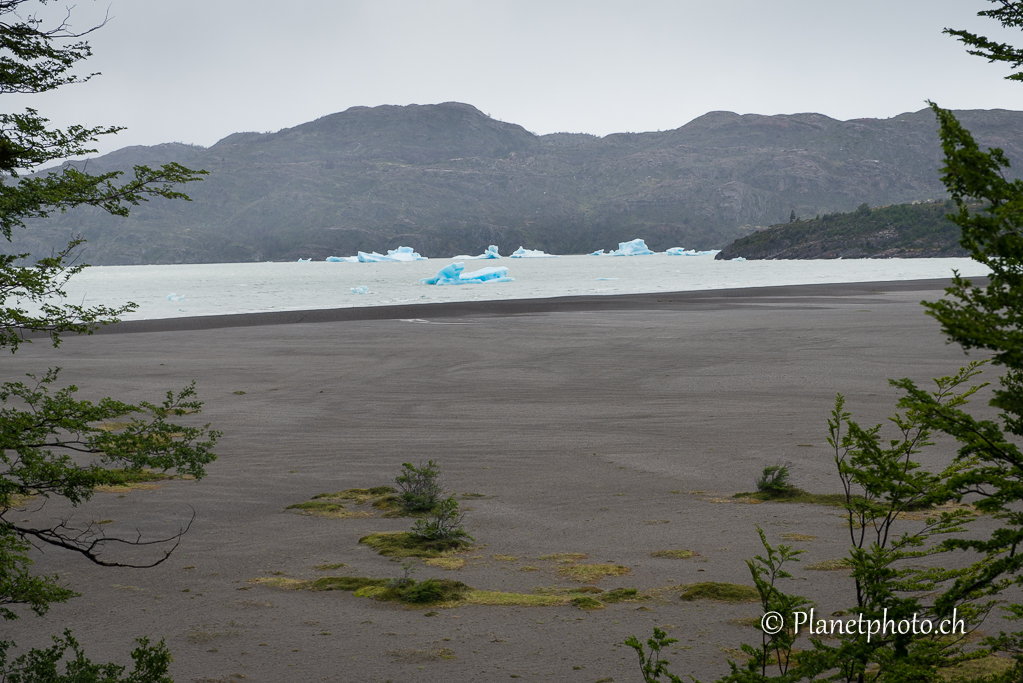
[93,276,970,335]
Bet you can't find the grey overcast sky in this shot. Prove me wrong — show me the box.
[16,0,1023,156]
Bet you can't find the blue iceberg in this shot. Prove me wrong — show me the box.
[326,255,359,263]
[420,262,514,285]
[297,257,312,262]
[357,246,428,262]
[607,238,654,256]
[166,293,185,301]
[510,246,558,258]
[589,249,606,256]
[350,286,370,294]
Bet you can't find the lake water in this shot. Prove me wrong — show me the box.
[62,254,991,321]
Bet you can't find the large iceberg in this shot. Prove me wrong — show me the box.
[510,246,558,258]
[357,246,428,263]
[420,262,514,285]
[452,245,502,260]
[607,238,654,256]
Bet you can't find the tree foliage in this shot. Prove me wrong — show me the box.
[945,0,1023,82]
[1,1,217,678]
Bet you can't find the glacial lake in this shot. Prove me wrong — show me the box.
[57,254,991,321]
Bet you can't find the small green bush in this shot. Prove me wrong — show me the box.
[756,464,791,496]
[410,495,472,541]
[395,460,442,513]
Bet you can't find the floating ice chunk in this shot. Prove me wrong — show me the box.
[357,246,427,262]
[510,246,558,258]
[166,293,185,301]
[666,247,720,256]
[607,238,654,256]
[731,256,747,261]
[589,249,606,256]
[350,286,370,294]
[387,246,427,261]
[595,278,618,281]
[452,245,502,260]
[420,262,514,285]
[357,251,392,262]
[297,257,312,262]
[326,255,358,263]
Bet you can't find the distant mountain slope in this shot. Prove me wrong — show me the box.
[10,102,1023,264]
[715,201,967,260]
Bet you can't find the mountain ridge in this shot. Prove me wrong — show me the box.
[11,102,1023,265]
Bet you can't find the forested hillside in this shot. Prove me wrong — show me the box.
[715,201,968,259]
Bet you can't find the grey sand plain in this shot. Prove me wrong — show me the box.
[6,279,993,682]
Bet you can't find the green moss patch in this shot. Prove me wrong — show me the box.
[359,531,471,558]
[538,553,588,564]
[330,576,468,604]
[253,572,647,610]
[679,582,759,603]
[424,557,465,570]
[939,654,1015,681]
[602,588,640,603]
[650,549,697,559]
[558,563,631,582]
[806,558,851,571]
[310,577,388,592]
[570,596,604,610]
[286,486,443,519]
[286,500,373,518]
[733,489,851,506]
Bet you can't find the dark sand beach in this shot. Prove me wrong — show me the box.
[7,279,995,682]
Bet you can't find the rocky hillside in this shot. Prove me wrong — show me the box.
[10,102,1023,264]
[715,201,968,260]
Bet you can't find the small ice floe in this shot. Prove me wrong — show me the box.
[666,247,721,256]
[420,262,514,285]
[166,293,185,301]
[350,286,370,294]
[607,238,654,256]
[510,246,558,258]
[731,257,747,261]
[595,278,618,281]
[297,257,312,262]
[589,249,606,256]
[357,246,428,263]
[452,245,502,260]
[326,255,359,263]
